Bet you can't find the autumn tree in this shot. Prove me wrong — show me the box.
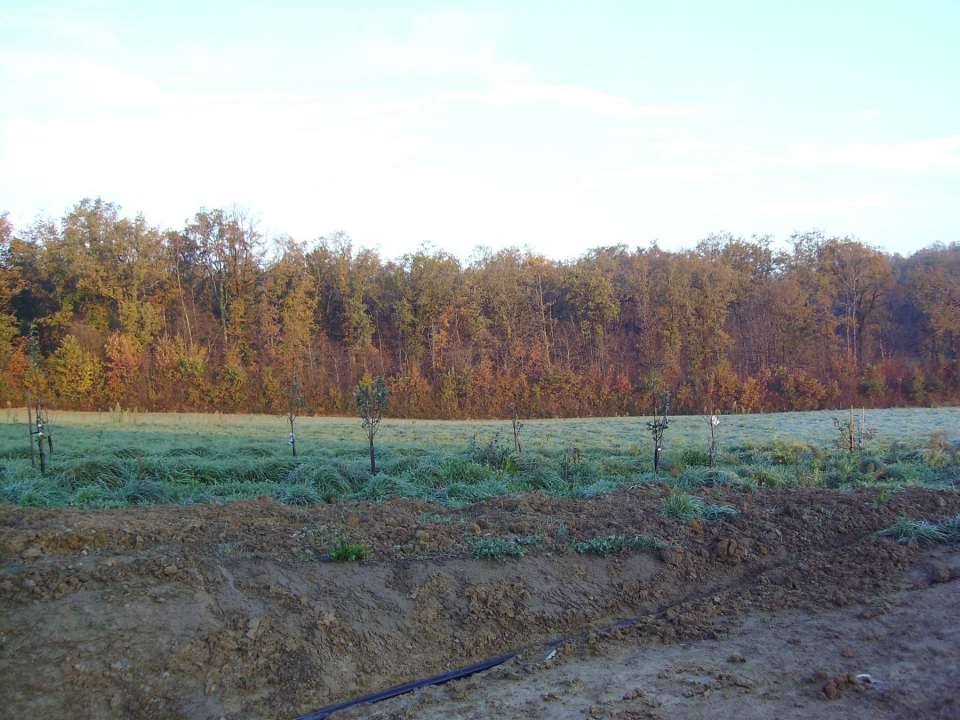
[820,237,893,365]
[908,260,960,367]
[186,207,263,364]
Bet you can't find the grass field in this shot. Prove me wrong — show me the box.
[1,407,958,509]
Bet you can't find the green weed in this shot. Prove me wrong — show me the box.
[329,540,369,562]
[572,534,663,556]
[469,537,526,562]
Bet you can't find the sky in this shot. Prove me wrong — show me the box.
[1,0,958,260]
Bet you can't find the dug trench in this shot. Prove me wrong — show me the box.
[0,485,958,720]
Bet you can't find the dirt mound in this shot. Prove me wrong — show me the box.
[1,486,958,719]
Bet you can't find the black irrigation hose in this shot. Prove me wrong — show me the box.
[293,561,778,719]
[295,615,646,720]
[294,653,517,720]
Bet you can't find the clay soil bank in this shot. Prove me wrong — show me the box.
[1,486,959,719]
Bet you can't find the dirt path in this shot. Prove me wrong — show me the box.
[1,486,958,719]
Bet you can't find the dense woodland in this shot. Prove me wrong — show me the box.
[0,199,958,419]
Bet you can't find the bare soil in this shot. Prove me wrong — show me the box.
[1,485,958,720]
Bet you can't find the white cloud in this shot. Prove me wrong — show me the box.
[578,165,743,191]
[442,82,730,120]
[766,136,960,174]
[751,196,908,216]
[356,7,527,80]
[637,136,746,156]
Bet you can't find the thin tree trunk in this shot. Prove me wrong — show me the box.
[36,398,46,475]
[27,389,35,468]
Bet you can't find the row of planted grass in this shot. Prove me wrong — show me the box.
[0,414,958,510]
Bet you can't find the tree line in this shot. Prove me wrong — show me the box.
[0,198,957,418]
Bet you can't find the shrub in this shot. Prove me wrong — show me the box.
[466,432,513,469]
[749,466,787,487]
[770,440,808,465]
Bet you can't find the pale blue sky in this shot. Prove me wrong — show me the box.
[1,1,958,258]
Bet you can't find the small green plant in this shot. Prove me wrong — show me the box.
[573,535,623,556]
[469,537,529,562]
[659,492,737,522]
[874,487,891,505]
[219,543,232,554]
[293,523,327,538]
[572,534,664,556]
[877,518,946,545]
[417,511,464,523]
[329,540,370,562]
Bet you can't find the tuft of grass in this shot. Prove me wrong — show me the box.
[939,514,960,543]
[877,517,946,545]
[274,482,323,506]
[329,540,369,562]
[660,492,737,522]
[659,492,701,521]
[699,502,739,520]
